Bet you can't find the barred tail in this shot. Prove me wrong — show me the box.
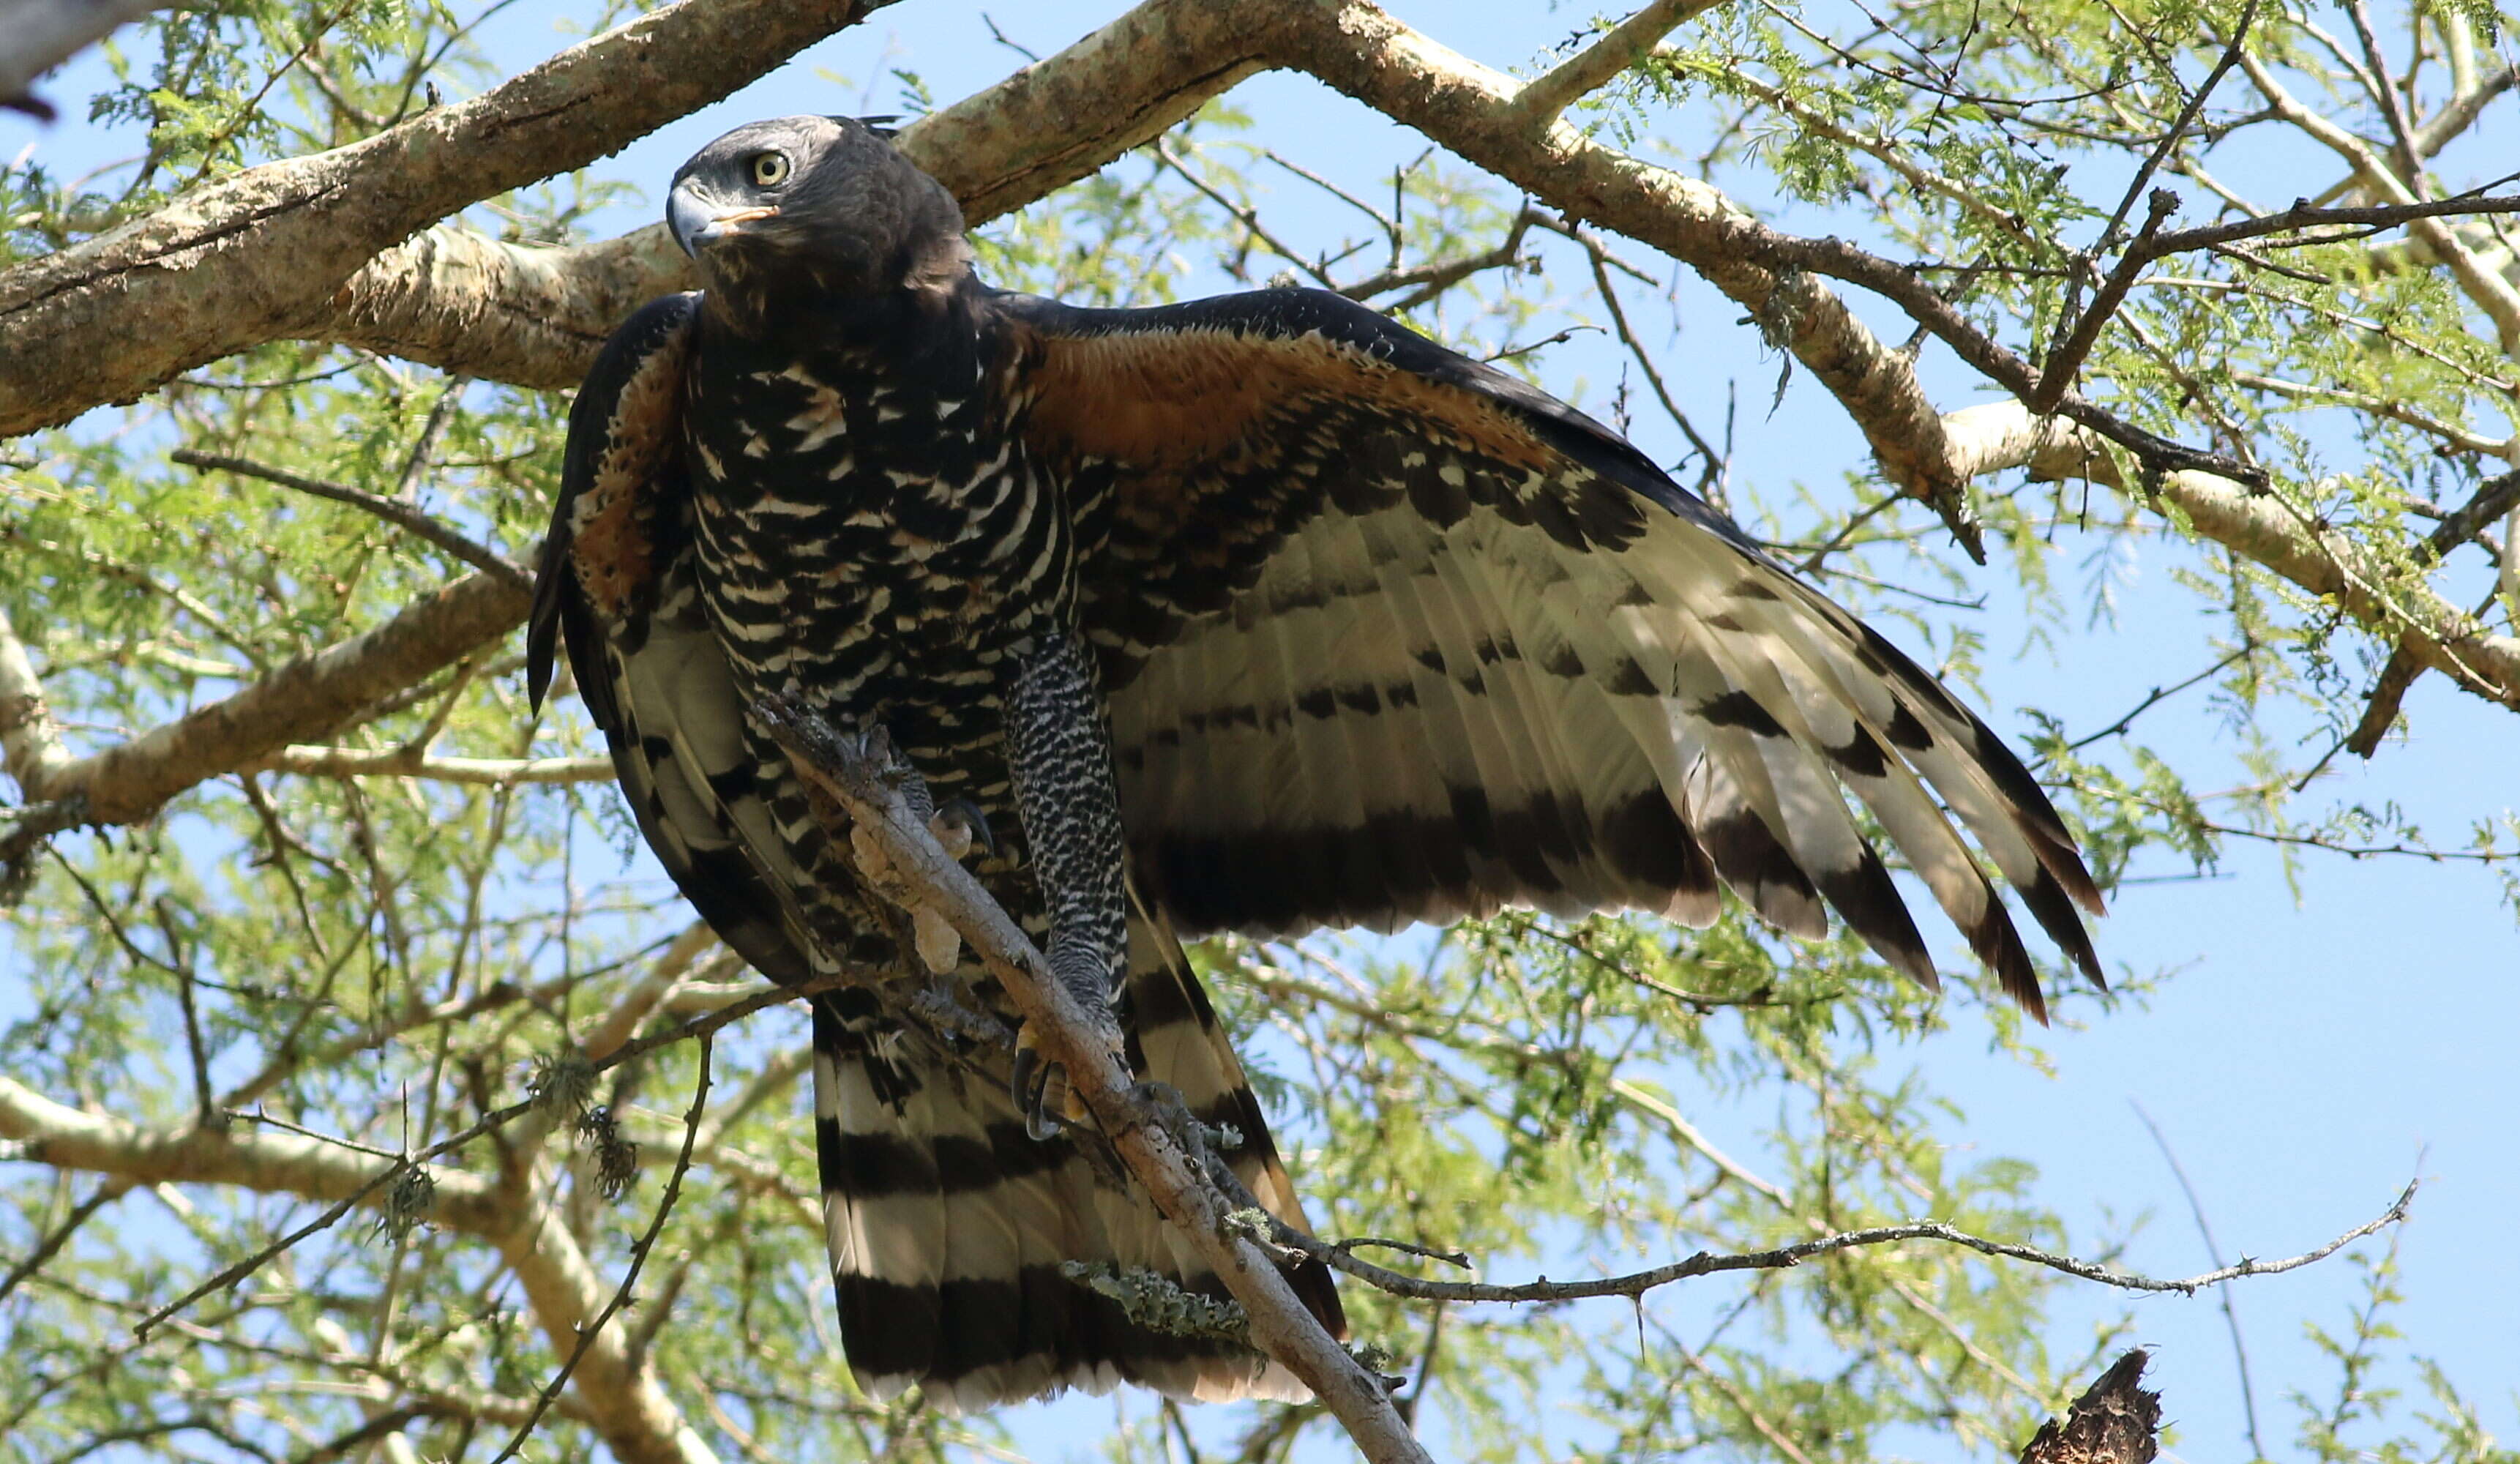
[811,908,1341,1411]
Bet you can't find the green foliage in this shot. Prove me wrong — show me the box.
[4,1,2516,1463]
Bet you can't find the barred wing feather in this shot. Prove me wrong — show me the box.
[1011,287,2102,1019]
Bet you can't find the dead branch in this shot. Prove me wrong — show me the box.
[2019,1351,2159,1464]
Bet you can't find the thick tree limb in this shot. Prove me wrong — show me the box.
[0,0,889,437]
[0,606,72,800]
[7,0,2519,843]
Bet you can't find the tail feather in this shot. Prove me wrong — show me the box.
[812,904,1339,1411]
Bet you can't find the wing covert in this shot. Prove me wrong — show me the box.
[1003,287,2102,1016]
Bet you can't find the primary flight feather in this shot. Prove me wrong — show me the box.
[528,113,2102,1411]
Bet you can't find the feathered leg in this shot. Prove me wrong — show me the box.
[1001,628,1131,1135]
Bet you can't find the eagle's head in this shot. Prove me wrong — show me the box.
[668,116,972,331]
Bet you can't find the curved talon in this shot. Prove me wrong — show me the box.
[1010,1044,1062,1140]
[930,796,995,858]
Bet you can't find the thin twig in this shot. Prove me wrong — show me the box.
[485,1034,713,1464]
[1275,1181,2416,1304]
[2131,1102,2265,1462]
[128,974,834,1339]
[171,449,531,592]
[2050,645,2254,758]
[0,1179,133,1307]
[2032,187,2179,412]
[2049,0,2259,372]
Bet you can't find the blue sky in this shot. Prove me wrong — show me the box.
[5,1,2514,1459]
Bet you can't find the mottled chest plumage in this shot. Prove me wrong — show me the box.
[677,315,1074,723]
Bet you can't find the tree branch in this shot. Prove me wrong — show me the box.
[168,449,531,592]
[747,692,1433,1464]
[14,568,531,824]
[1273,1182,2414,1304]
[0,0,891,436]
[1508,0,1728,128]
[1943,401,2520,713]
[0,605,72,800]
[242,744,613,785]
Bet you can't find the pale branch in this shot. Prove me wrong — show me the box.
[1508,0,1729,128]
[2229,371,2509,457]
[2235,45,2520,354]
[10,567,531,825]
[1259,0,1991,559]
[168,449,531,592]
[0,605,72,800]
[746,692,1435,1464]
[1273,1182,2414,1306]
[242,744,614,785]
[578,922,720,1064]
[0,973,835,1464]
[1941,402,2520,713]
[0,0,162,120]
[2413,62,2520,159]
[10,0,2520,851]
[0,0,892,437]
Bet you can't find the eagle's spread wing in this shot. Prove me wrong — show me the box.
[1006,287,2102,1017]
[531,294,1339,1410]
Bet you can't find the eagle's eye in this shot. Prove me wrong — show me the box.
[749,152,791,187]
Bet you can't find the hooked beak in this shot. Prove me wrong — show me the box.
[668,184,779,258]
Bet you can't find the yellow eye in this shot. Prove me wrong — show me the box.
[749,152,790,187]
